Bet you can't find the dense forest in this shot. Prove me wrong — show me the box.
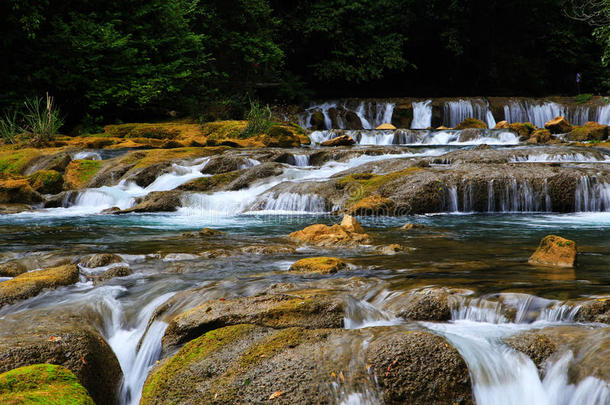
[1,0,609,127]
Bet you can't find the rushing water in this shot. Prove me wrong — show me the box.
[1,142,609,404]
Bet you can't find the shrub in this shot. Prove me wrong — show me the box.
[241,100,273,138]
[21,93,64,145]
[574,93,594,104]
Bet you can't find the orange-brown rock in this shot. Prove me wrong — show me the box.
[0,179,43,204]
[288,215,370,247]
[376,123,397,130]
[289,257,348,274]
[320,135,356,147]
[528,235,577,268]
[346,195,395,216]
[0,265,80,307]
[527,129,552,144]
[494,120,510,129]
[545,116,572,134]
[455,118,487,130]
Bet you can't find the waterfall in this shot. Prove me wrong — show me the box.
[575,177,610,212]
[300,100,395,129]
[502,100,596,127]
[443,99,495,128]
[597,104,610,125]
[343,297,402,329]
[292,154,310,167]
[259,192,328,214]
[510,153,610,163]
[74,151,102,160]
[411,100,432,129]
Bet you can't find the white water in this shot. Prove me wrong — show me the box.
[510,153,610,163]
[411,100,432,129]
[425,321,609,405]
[502,100,599,128]
[444,99,496,128]
[292,154,310,166]
[300,101,396,129]
[575,177,610,212]
[310,129,519,146]
[74,151,102,160]
[598,104,610,125]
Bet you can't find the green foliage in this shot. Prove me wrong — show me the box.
[241,100,273,138]
[575,93,594,103]
[21,94,63,145]
[0,110,19,144]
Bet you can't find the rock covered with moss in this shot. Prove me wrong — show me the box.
[528,235,577,267]
[289,257,348,274]
[0,364,95,404]
[545,116,572,134]
[0,179,43,204]
[288,215,371,246]
[0,264,80,307]
[455,118,487,130]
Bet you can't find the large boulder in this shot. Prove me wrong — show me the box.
[346,194,395,216]
[320,135,356,147]
[494,120,510,129]
[309,111,326,130]
[367,330,473,404]
[391,104,413,128]
[289,257,348,274]
[141,325,472,405]
[526,129,553,144]
[396,288,456,321]
[288,215,371,247]
[508,122,535,139]
[0,309,122,404]
[0,179,43,204]
[161,292,345,354]
[545,116,572,134]
[528,235,577,268]
[117,190,182,213]
[344,111,363,129]
[0,364,95,404]
[0,265,80,307]
[566,122,609,142]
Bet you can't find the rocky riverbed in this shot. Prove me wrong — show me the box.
[0,118,609,404]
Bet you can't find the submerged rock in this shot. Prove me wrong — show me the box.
[161,291,345,354]
[91,265,132,284]
[288,215,371,247]
[400,222,426,230]
[289,257,348,274]
[545,116,572,134]
[79,253,123,268]
[528,235,577,267]
[0,265,80,307]
[0,364,95,405]
[378,243,403,255]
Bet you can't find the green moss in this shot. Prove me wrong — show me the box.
[0,364,95,405]
[237,327,305,368]
[455,118,488,130]
[179,170,241,192]
[338,167,422,204]
[141,324,255,403]
[0,149,42,178]
[202,121,247,140]
[64,160,102,189]
[28,170,64,194]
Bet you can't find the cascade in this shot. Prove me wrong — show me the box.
[598,104,610,125]
[300,100,396,129]
[443,99,496,128]
[411,100,433,129]
[575,177,610,212]
[260,192,328,213]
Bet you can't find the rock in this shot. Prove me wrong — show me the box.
[504,332,558,371]
[142,325,471,405]
[122,162,172,187]
[0,364,95,404]
[262,125,304,148]
[566,122,609,142]
[117,191,182,213]
[178,170,242,192]
[100,206,121,214]
[309,111,326,130]
[340,214,365,233]
[473,143,492,150]
[376,123,397,130]
[367,330,473,404]
[0,261,27,277]
[545,116,572,134]
[91,266,132,284]
[0,309,122,404]
[528,235,577,267]
[226,162,284,191]
[27,170,64,194]
[391,104,413,128]
[239,245,296,255]
[0,179,43,204]
[344,111,363,129]
[346,194,395,216]
[527,129,552,144]
[436,125,451,130]
[79,253,123,268]
[289,257,348,274]
[573,298,610,324]
[396,287,454,321]
[508,122,535,139]
[320,135,356,147]
[0,265,80,307]
[494,120,510,129]
[63,160,103,189]
[198,228,225,236]
[201,155,252,175]
[161,292,345,354]
[379,244,402,255]
[0,204,33,214]
[288,218,371,247]
[23,152,72,176]
[401,223,426,230]
[455,118,488,130]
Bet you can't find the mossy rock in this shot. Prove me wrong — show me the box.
[455,118,488,130]
[309,111,326,130]
[27,170,64,194]
[262,125,303,147]
[179,171,242,192]
[337,167,422,206]
[528,235,576,268]
[508,122,535,139]
[0,264,80,307]
[202,121,248,141]
[103,123,180,139]
[566,123,609,142]
[289,257,348,274]
[346,194,395,216]
[64,160,103,189]
[0,364,95,405]
[0,149,42,179]
[0,179,44,204]
[0,261,28,278]
[527,129,552,144]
